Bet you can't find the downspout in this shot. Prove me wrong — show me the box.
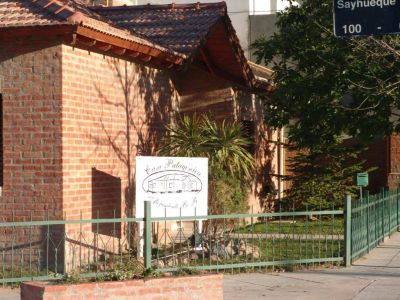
[277,128,285,201]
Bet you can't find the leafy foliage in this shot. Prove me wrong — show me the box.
[253,0,400,149]
[252,1,393,208]
[159,115,255,214]
[283,145,369,210]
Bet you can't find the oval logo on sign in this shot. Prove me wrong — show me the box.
[142,170,203,194]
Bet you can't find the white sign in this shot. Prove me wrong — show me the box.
[135,156,208,218]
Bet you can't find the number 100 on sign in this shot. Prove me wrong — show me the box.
[342,24,362,34]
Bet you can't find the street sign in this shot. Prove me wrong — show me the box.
[333,0,400,37]
[356,172,369,187]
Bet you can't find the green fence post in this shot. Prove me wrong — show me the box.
[345,195,352,267]
[144,201,152,270]
[364,190,370,253]
[380,187,385,241]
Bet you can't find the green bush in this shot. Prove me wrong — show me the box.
[159,115,254,214]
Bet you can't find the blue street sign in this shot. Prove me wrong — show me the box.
[333,0,400,37]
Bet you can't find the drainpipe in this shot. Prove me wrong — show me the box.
[277,128,285,201]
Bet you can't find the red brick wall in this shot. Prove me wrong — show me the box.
[0,38,64,268]
[359,137,389,192]
[60,46,179,267]
[21,274,223,300]
[61,45,178,222]
[388,135,400,189]
[0,38,63,222]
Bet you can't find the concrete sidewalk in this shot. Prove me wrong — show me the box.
[0,287,19,300]
[224,232,400,300]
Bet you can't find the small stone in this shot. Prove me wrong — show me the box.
[210,255,221,263]
[152,260,165,268]
[190,253,199,260]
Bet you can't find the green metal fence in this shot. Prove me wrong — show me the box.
[1,188,400,285]
[0,204,344,284]
[349,188,400,263]
[148,204,344,272]
[0,215,144,284]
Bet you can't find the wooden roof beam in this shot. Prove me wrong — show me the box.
[43,0,57,8]
[76,35,97,47]
[113,48,126,56]
[128,51,140,58]
[75,26,184,65]
[200,48,218,76]
[139,54,152,62]
[98,44,112,52]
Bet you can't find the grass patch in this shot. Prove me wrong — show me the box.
[236,218,344,235]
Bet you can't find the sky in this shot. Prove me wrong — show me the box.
[249,0,295,14]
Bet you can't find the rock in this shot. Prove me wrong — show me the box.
[250,245,260,259]
[211,242,230,258]
[238,241,260,259]
[190,253,199,260]
[166,257,177,267]
[181,257,189,265]
[210,255,221,263]
[152,260,165,268]
[225,240,237,257]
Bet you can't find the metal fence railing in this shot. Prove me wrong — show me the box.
[0,205,344,285]
[148,205,344,272]
[1,188,400,285]
[349,188,400,263]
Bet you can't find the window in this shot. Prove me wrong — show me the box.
[241,120,255,155]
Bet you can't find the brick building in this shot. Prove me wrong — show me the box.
[0,0,278,269]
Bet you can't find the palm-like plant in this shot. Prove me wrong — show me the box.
[158,115,206,157]
[202,117,254,178]
[159,115,255,178]
[159,114,255,216]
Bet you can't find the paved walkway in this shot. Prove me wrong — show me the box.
[224,232,400,299]
[1,232,400,300]
[0,287,19,300]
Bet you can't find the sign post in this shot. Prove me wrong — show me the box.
[333,0,400,37]
[356,172,369,202]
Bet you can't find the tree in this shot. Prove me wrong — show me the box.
[253,0,400,149]
[284,145,367,210]
[159,115,254,214]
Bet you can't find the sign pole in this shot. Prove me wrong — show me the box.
[144,201,152,270]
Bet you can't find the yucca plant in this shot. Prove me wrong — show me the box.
[159,115,255,215]
[202,116,254,178]
[158,115,206,157]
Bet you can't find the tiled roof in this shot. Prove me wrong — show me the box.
[92,2,227,56]
[0,0,270,90]
[0,0,183,57]
[0,0,67,27]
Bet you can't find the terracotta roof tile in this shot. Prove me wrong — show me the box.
[0,0,184,57]
[0,0,67,27]
[0,1,269,90]
[92,2,227,56]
